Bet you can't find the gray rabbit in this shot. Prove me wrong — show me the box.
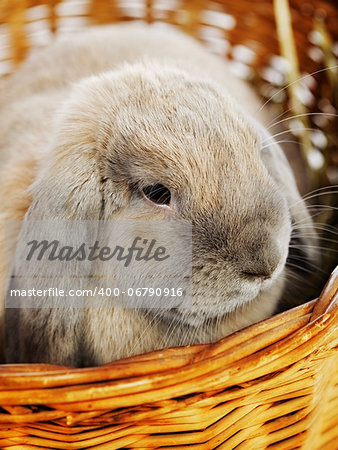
[0,24,317,366]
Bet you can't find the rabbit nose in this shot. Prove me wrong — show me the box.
[239,248,280,281]
[235,230,282,281]
[242,270,272,281]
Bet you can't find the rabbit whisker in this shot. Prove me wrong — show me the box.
[257,65,338,112]
[267,112,338,131]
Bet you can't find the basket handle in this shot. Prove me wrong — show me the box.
[310,265,338,320]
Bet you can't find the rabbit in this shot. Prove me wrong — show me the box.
[0,23,317,366]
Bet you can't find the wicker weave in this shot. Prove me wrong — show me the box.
[0,0,337,448]
[0,269,336,448]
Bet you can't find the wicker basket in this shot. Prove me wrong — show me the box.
[0,0,337,448]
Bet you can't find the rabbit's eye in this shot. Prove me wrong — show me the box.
[142,184,171,206]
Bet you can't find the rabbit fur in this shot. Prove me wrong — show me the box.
[0,23,317,366]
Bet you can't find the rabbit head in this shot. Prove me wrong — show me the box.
[25,62,316,318]
[6,61,317,364]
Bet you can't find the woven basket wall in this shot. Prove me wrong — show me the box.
[0,0,337,448]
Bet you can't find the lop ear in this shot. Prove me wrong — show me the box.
[25,71,131,222]
[259,130,318,264]
[27,99,104,220]
[4,80,126,365]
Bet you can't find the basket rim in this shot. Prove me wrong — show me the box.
[0,267,336,408]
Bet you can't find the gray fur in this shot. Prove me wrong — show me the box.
[0,24,316,366]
